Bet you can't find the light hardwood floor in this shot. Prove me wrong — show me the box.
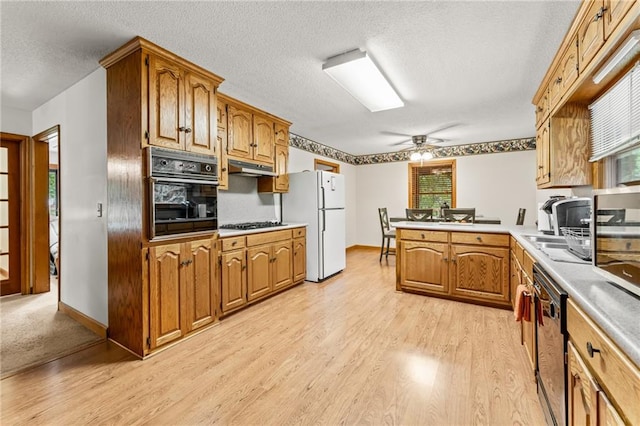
[0,248,545,425]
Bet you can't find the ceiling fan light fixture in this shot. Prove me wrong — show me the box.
[410,151,422,161]
[322,49,404,112]
[421,151,433,160]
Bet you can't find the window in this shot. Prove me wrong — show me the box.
[409,159,456,210]
[49,168,58,217]
[314,158,340,173]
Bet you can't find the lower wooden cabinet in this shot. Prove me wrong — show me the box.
[567,300,640,425]
[220,227,305,316]
[148,237,218,350]
[220,249,247,313]
[511,242,537,374]
[397,229,510,308]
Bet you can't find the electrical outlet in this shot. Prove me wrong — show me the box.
[97,202,103,217]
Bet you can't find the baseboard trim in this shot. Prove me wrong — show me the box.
[58,301,107,339]
[346,245,382,251]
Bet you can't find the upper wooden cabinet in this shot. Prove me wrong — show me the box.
[253,114,276,164]
[578,0,607,73]
[216,98,229,190]
[536,104,592,188]
[101,38,223,156]
[531,1,639,188]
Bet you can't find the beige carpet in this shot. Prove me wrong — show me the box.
[0,278,103,378]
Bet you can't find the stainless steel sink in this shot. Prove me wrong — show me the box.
[522,234,569,250]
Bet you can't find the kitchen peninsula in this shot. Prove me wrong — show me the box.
[394,220,640,424]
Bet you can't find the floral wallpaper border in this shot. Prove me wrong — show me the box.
[290,133,536,166]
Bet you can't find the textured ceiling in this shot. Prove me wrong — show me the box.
[1,1,580,155]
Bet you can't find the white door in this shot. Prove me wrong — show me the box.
[319,171,345,209]
[319,208,346,279]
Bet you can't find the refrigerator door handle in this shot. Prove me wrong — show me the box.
[321,185,326,209]
[322,209,326,232]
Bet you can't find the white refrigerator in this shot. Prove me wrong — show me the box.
[283,170,346,282]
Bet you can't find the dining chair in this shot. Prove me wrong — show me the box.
[378,208,396,262]
[442,208,476,223]
[406,208,433,221]
[516,208,526,225]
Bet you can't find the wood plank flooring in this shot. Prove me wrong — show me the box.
[0,248,545,425]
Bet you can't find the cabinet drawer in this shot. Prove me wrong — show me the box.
[221,236,245,251]
[567,299,640,425]
[291,227,306,239]
[246,229,292,246]
[451,232,509,247]
[400,229,448,242]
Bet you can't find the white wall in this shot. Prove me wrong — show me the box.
[32,68,108,326]
[218,175,277,224]
[356,150,539,248]
[1,105,32,135]
[288,147,358,248]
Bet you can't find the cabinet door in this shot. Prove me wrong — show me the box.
[604,0,635,39]
[399,241,449,294]
[536,121,551,186]
[597,390,625,426]
[535,89,549,129]
[149,243,184,349]
[148,55,184,150]
[217,100,229,190]
[221,249,247,313]
[184,72,216,156]
[253,114,275,164]
[274,123,289,146]
[560,38,579,96]
[274,144,289,192]
[568,341,596,426]
[272,240,293,291]
[247,244,272,301]
[450,245,510,305]
[184,238,217,332]
[578,0,606,73]
[293,237,306,283]
[227,104,253,159]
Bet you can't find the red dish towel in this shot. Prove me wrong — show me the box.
[514,284,529,322]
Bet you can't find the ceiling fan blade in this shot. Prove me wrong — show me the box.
[380,130,412,137]
[423,122,461,137]
[389,138,412,146]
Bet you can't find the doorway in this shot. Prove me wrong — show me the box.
[0,134,26,296]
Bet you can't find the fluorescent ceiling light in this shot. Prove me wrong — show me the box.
[323,49,404,112]
[593,30,640,84]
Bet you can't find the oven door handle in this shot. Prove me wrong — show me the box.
[150,176,219,186]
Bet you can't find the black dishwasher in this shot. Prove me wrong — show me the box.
[533,263,568,426]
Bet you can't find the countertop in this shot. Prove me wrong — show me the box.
[218,223,307,238]
[394,221,640,368]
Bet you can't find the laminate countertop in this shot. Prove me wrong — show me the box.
[394,221,640,369]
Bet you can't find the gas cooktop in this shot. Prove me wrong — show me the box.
[219,221,286,230]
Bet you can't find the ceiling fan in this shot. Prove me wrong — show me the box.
[383,123,459,161]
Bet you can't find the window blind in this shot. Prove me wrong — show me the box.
[410,164,453,209]
[590,63,640,161]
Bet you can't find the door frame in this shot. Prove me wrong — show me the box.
[0,132,30,294]
[32,126,59,295]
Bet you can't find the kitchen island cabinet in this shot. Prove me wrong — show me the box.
[396,226,510,308]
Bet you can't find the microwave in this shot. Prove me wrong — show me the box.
[593,186,640,298]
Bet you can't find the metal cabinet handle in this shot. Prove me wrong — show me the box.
[179,126,186,132]
[594,6,607,21]
[232,241,237,246]
[241,265,246,271]
[221,167,227,172]
[476,236,482,242]
[421,233,425,239]
[586,342,601,358]
[184,128,192,134]
[555,76,562,84]
[443,257,448,262]
[452,257,457,264]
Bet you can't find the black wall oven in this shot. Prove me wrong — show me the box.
[147,147,218,239]
[533,263,568,426]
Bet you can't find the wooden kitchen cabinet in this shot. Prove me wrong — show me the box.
[450,244,510,305]
[536,104,591,188]
[397,229,510,308]
[258,143,289,193]
[578,0,606,73]
[220,245,247,314]
[252,114,276,164]
[511,242,536,374]
[216,96,229,190]
[604,0,635,39]
[148,237,218,350]
[227,103,254,160]
[548,37,579,110]
[293,236,306,283]
[567,342,625,426]
[148,53,218,155]
[220,227,305,316]
[535,87,550,129]
[567,300,640,425]
[101,37,225,357]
